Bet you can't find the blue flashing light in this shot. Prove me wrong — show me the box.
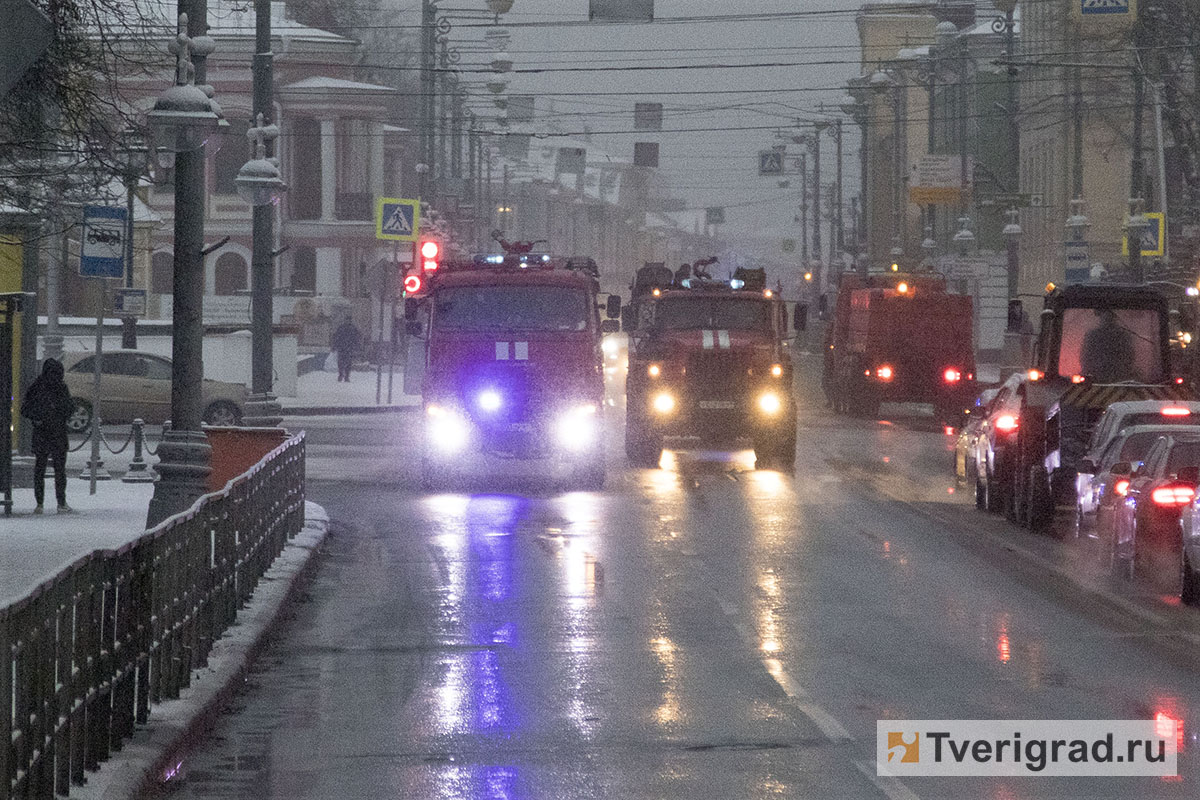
[681,278,693,288]
[542,254,550,262]
[730,279,745,289]
[485,254,504,264]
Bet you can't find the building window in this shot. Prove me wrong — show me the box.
[291,118,322,220]
[214,252,248,296]
[292,246,316,293]
[336,119,373,220]
[214,117,251,195]
[151,251,173,294]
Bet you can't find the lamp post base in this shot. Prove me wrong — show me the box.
[146,429,212,527]
[242,392,283,427]
[43,333,63,363]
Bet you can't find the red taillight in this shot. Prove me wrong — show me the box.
[1114,479,1130,496]
[1161,407,1191,417]
[944,425,956,436]
[943,368,961,383]
[1071,374,1086,384]
[876,365,894,381]
[1177,377,1185,385]
[994,414,1019,433]
[1155,710,1185,752]
[1151,485,1196,507]
[403,273,423,294]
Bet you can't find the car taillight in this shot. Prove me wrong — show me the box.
[876,365,894,381]
[1071,374,1086,384]
[1027,369,1042,381]
[994,414,1019,433]
[1161,407,1191,417]
[943,368,961,383]
[1151,484,1196,507]
[1114,479,1130,496]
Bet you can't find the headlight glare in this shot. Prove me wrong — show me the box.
[653,392,676,414]
[758,392,782,414]
[556,404,598,451]
[427,405,470,453]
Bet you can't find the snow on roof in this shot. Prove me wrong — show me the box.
[281,76,396,94]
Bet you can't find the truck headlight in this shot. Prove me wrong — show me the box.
[758,392,782,415]
[426,404,470,454]
[476,389,503,412]
[653,392,676,414]
[556,404,598,451]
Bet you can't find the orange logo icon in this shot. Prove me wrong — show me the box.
[887,732,919,763]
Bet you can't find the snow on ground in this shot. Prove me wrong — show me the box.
[279,366,419,409]
[0,481,155,607]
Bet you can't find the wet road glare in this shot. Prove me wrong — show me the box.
[156,354,1200,799]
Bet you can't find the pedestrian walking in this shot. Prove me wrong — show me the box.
[20,358,74,514]
[330,318,362,382]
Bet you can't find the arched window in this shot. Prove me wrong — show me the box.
[151,251,173,294]
[214,252,248,296]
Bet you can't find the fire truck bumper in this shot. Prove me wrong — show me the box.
[422,403,604,473]
[640,391,795,442]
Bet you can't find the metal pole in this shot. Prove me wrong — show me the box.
[812,125,823,268]
[859,110,869,277]
[1153,83,1169,266]
[121,175,137,348]
[376,263,385,405]
[799,151,808,264]
[1131,48,1146,283]
[835,118,844,253]
[245,0,281,426]
[1005,9,1019,187]
[89,283,103,495]
[387,240,398,404]
[45,228,65,362]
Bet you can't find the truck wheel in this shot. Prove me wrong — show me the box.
[625,414,663,468]
[1027,465,1056,534]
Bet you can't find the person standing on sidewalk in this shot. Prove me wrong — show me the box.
[20,358,74,514]
[330,318,362,382]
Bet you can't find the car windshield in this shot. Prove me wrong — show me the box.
[433,286,589,332]
[1110,431,1166,466]
[1166,442,1200,474]
[1120,411,1198,429]
[1057,308,1163,383]
[654,297,770,331]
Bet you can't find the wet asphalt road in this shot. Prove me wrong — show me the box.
[157,354,1200,799]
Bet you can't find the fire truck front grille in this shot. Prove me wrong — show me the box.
[683,352,750,399]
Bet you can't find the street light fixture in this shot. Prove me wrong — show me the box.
[953,216,976,257]
[235,115,284,206]
[146,10,226,528]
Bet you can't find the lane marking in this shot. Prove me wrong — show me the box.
[854,759,923,800]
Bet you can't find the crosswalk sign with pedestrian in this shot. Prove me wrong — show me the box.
[376,197,421,242]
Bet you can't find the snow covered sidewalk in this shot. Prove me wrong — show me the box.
[279,366,419,414]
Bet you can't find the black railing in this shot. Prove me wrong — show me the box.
[1,432,306,799]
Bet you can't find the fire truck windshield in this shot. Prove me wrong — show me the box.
[654,297,770,331]
[1058,307,1163,383]
[432,286,590,332]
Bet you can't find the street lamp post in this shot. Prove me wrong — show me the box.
[119,129,149,349]
[145,7,226,528]
[238,0,285,427]
[1003,207,1022,298]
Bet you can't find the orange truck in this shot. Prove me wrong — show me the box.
[823,272,975,422]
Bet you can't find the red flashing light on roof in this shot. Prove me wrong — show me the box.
[995,414,1019,434]
[420,239,440,272]
[1161,407,1192,417]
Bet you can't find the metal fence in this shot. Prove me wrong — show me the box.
[0,432,306,799]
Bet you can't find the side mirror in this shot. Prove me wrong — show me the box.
[1110,461,1132,476]
[793,303,808,332]
[1079,458,1098,475]
[404,297,420,321]
[621,305,636,332]
[600,319,620,334]
[405,320,424,337]
[605,294,622,320]
[1178,465,1200,485]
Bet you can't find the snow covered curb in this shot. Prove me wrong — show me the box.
[72,501,331,800]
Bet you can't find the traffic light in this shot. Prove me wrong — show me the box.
[403,272,423,295]
[420,239,440,272]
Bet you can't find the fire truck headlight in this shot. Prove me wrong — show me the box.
[426,404,470,453]
[477,389,503,412]
[602,337,619,358]
[758,391,783,415]
[556,404,598,451]
[652,392,676,414]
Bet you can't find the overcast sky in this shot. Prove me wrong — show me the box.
[455,0,869,264]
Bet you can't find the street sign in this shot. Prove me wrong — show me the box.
[1065,239,1090,283]
[1121,211,1165,257]
[79,206,127,279]
[114,288,147,317]
[375,197,420,242]
[705,207,725,225]
[0,0,53,98]
[992,192,1032,208]
[759,150,783,176]
[908,155,972,205]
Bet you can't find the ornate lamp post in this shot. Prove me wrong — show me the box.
[119,128,150,349]
[1003,208,1022,297]
[146,9,226,527]
[237,115,285,425]
[953,215,976,257]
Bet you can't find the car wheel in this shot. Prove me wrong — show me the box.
[202,400,242,427]
[67,399,93,434]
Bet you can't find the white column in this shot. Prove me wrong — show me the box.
[320,118,337,221]
[370,122,385,200]
[315,247,341,297]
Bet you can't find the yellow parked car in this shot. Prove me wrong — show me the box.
[62,350,247,432]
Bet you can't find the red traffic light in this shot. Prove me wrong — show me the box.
[403,273,423,295]
[420,240,440,260]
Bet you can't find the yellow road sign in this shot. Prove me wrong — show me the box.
[376,197,421,242]
[1121,211,1165,258]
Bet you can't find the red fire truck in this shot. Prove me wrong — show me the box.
[823,271,975,421]
[623,264,797,469]
[403,248,620,489]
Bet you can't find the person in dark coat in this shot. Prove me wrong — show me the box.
[330,319,362,382]
[20,359,74,513]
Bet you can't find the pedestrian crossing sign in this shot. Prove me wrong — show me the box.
[376,197,421,242]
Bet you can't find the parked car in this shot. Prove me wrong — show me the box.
[1113,432,1200,599]
[1076,425,1191,547]
[955,386,999,487]
[62,350,247,431]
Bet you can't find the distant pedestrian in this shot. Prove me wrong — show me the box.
[330,318,362,382]
[20,359,74,514]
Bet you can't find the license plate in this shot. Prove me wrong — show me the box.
[698,400,736,410]
[505,422,534,432]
